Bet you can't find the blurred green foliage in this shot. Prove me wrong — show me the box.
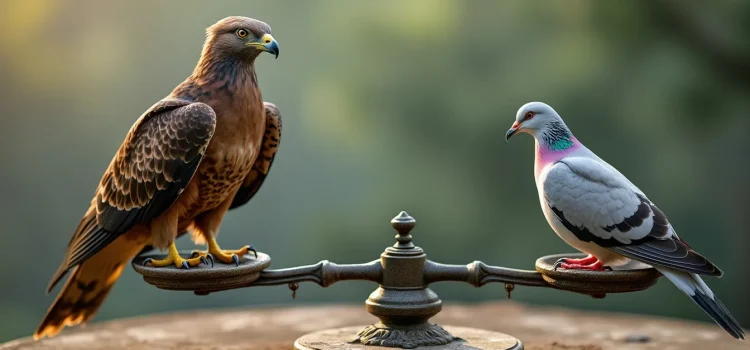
[0,0,748,342]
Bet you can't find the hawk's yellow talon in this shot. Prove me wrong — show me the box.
[191,238,256,265]
[144,243,204,268]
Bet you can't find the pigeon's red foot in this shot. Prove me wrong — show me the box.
[562,254,598,265]
[553,255,612,271]
[560,260,609,271]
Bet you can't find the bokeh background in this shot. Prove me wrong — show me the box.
[1,0,749,343]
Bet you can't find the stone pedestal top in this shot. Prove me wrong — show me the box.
[2,302,744,350]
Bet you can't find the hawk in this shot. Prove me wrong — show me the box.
[35,16,282,339]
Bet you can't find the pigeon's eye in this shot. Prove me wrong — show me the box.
[524,111,535,120]
[236,29,249,39]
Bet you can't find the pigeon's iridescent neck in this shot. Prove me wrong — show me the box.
[536,137,581,167]
[549,138,574,151]
[534,119,579,169]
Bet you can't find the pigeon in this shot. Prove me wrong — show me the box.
[506,101,745,339]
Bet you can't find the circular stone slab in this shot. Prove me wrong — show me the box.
[131,250,271,292]
[295,326,522,350]
[535,253,661,297]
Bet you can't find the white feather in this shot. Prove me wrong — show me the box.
[541,155,668,246]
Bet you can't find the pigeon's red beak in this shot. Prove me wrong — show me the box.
[506,122,521,141]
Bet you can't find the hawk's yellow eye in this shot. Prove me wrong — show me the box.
[236,29,249,39]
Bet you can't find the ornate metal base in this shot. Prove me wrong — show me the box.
[355,322,456,348]
[294,325,522,350]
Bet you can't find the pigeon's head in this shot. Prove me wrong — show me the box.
[506,102,564,141]
[203,16,279,61]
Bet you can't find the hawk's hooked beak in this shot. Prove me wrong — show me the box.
[248,33,279,58]
[506,122,521,141]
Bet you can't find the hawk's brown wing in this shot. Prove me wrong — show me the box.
[230,102,281,209]
[48,98,216,291]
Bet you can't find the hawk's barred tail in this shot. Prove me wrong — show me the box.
[658,267,745,339]
[35,235,146,339]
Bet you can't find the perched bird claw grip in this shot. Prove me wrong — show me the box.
[553,258,566,271]
[246,245,258,259]
[200,254,215,267]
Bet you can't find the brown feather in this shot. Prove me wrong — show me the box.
[48,99,216,291]
[42,16,275,339]
[230,102,282,210]
[36,230,148,339]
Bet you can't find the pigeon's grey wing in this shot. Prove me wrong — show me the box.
[544,157,721,276]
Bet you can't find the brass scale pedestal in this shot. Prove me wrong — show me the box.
[132,211,661,349]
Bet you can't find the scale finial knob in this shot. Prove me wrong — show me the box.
[391,211,415,249]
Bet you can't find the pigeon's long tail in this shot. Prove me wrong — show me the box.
[657,267,745,339]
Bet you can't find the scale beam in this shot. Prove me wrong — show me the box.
[132,210,660,349]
